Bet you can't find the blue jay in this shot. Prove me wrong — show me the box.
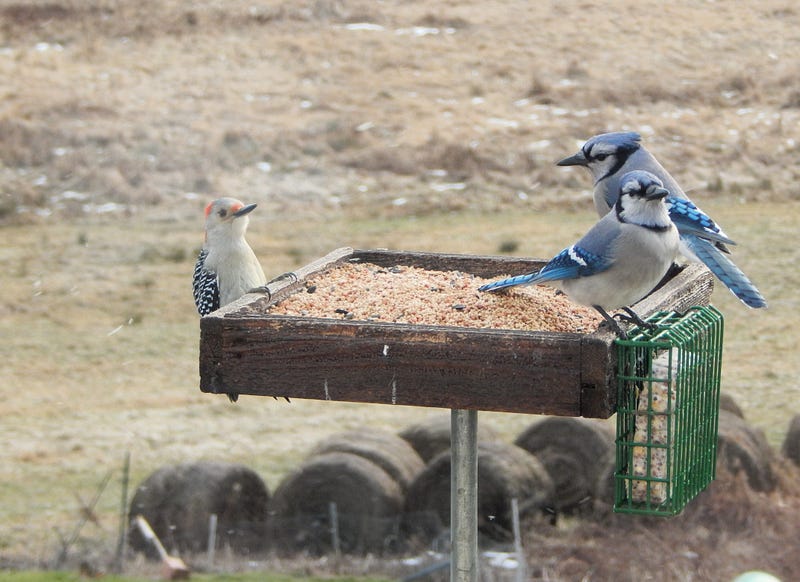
[479,170,680,338]
[556,131,766,308]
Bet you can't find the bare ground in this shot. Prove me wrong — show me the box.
[1,1,800,579]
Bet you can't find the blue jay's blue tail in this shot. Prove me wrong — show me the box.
[683,235,767,308]
[478,272,538,292]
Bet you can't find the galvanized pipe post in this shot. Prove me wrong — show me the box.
[451,409,478,582]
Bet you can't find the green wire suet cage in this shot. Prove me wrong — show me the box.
[614,306,724,516]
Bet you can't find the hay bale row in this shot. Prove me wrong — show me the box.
[128,461,269,556]
[128,405,790,559]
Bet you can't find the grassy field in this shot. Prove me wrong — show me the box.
[2,0,800,579]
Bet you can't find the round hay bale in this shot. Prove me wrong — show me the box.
[514,417,614,513]
[403,441,554,543]
[269,451,403,555]
[309,428,424,493]
[717,410,776,492]
[782,414,800,467]
[719,392,745,418]
[128,461,269,557]
[590,449,618,516]
[398,414,499,463]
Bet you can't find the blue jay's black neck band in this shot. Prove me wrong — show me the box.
[598,154,630,183]
[639,223,672,233]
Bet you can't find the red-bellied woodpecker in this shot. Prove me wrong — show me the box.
[193,197,266,402]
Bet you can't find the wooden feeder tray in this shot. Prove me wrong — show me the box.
[199,248,713,418]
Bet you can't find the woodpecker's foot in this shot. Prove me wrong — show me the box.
[227,392,239,403]
[593,305,629,340]
[248,285,272,301]
[267,271,298,285]
[272,396,291,403]
[615,307,657,331]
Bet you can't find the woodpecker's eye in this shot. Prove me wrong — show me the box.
[218,209,227,217]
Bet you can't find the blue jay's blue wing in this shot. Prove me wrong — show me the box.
[682,235,767,308]
[666,196,736,247]
[535,245,613,280]
[478,244,613,292]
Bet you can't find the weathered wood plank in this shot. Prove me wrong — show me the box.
[636,263,714,316]
[201,316,587,415]
[199,249,715,418]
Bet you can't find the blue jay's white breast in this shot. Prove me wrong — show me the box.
[561,224,679,310]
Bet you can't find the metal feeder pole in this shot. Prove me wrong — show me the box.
[451,409,478,582]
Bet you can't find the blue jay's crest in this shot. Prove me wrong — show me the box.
[619,170,668,200]
[666,197,736,247]
[558,132,643,184]
[582,131,642,160]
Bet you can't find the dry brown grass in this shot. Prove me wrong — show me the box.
[1,0,800,578]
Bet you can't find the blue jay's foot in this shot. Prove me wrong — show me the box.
[593,306,629,340]
[615,307,658,331]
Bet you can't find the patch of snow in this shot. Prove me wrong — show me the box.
[344,23,385,32]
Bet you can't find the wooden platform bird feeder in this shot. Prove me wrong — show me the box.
[199,247,713,415]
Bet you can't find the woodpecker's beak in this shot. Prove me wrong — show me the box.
[556,151,588,167]
[233,203,257,217]
[645,187,670,201]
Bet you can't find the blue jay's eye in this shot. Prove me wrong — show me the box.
[594,153,609,161]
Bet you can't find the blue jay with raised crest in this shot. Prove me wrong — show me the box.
[479,170,680,338]
[557,131,766,308]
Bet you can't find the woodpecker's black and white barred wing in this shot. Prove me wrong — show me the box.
[193,249,220,316]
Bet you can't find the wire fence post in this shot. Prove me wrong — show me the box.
[329,501,342,559]
[511,498,527,582]
[113,451,130,574]
[451,408,478,582]
[207,513,218,568]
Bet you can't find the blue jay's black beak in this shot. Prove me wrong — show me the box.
[556,151,588,167]
[646,187,670,201]
[233,203,257,217]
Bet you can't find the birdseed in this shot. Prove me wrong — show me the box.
[267,262,604,333]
